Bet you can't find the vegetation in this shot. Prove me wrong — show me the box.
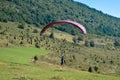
[0,61,120,80]
[0,47,47,64]
[0,0,120,79]
[0,22,120,75]
[0,0,120,37]
[0,48,120,80]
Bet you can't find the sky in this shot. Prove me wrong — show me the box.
[74,0,120,18]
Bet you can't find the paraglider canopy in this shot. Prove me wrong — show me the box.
[40,20,87,35]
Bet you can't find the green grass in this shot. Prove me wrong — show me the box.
[0,61,120,80]
[0,22,120,79]
[0,47,47,64]
[0,47,120,80]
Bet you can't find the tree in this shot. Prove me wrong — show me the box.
[114,39,120,47]
[19,41,23,45]
[18,21,26,29]
[72,36,83,44]
[33,55,38,63]
[18,24,24,29]
[72,36,77,43]
[77,35,84,41]
[33,29,38,33]
[88,66,93,72]
[90,40,95,47]
[71,30,76,35]
[94,66,98,72]
[49,32,54,39]
[35,42,40,48]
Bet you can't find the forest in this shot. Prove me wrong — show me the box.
[0,0,120,36]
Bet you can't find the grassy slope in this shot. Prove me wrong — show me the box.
[0,47,47,64]
[0,47,120,80]
[0,61,120,80]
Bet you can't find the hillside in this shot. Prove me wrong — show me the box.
[1,61,120,80]
[0,0,120,78]
[0,0,120,36]
[0,48,120,80]
[0,22,120,75]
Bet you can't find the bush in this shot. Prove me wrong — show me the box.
[19,41,23,44]
[18,22,26,29]
[72,36,77,43]
[49,32,54,39]
[90,40,95,47]
[18,24,24,29]
[33,29,38,33]
[114,39,120,47]
[35,43,40,48]
[94,66,98,72]
[88,66,93,72]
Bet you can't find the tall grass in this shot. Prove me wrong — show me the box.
[0,61,120,80]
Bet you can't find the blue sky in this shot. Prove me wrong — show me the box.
[74,0,120,18]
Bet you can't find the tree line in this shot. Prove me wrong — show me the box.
[0,0,120,37]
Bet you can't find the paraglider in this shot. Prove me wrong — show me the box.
[40,20,87,66]
[40,20,87,35]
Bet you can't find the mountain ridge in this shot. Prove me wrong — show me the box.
[0,0,120,36]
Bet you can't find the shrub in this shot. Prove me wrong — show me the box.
[35,43,40,48]
[18,22,26,29]
[94,66,98,72]
[18,24,24,29]
[33,29,38,33]
[49,32,54,39]
[88,66,93,72]
[114,39,120,47]
[19,41,23,44]
[90,40,95,47]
